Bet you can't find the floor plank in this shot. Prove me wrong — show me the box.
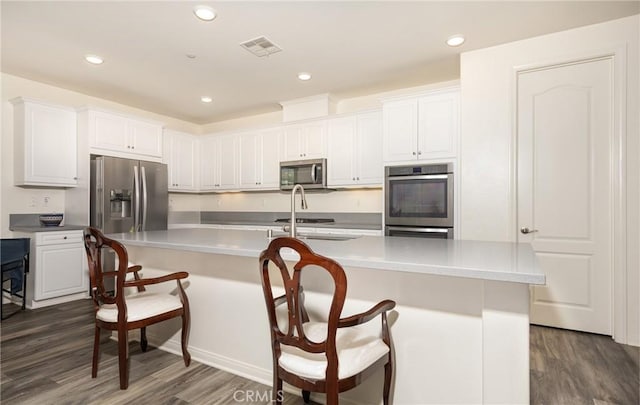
[2,301,639,404]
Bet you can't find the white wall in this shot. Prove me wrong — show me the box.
[1,73,199,237]
[459,15,639,345]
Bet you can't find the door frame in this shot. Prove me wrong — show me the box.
[510,45,628,343]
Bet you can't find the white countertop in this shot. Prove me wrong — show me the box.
[109,228,545,285]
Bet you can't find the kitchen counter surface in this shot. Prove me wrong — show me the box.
[109,228,544,285]
[10,225,87,233]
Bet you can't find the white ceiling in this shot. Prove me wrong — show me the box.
[2,1,638,125]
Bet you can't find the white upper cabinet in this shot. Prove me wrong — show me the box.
[199,134,239,191]
[383,88,459,163]
[85,109,163,160]
[11,97,78,187]
[280,120,326,161]
[327,111,382,187]
[163,129,198,192]
[239,129,281,190]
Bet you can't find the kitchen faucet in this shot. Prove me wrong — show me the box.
[289,184,308,237]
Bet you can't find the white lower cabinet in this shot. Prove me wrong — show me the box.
[18,230,89,308]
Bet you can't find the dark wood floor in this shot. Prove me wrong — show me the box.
[1,300,639,404]
[530,324,639,405]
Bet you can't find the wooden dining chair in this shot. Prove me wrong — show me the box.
[83,227,191,389]
[259,237,396,405]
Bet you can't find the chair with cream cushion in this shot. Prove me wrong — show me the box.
[259,237,396,405]
[83,227,191,389]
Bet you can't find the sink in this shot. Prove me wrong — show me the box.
[298,234,360,241]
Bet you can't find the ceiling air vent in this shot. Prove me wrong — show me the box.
[240,36,282,57]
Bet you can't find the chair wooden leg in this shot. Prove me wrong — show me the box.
[302,390,311,403]
[273,370,283,405]
[383,357,393,405]
[92,325,101,378]
[326,382,338,405]
[117,328,129,390]
[181,312,191,366]
[140,327,148,352]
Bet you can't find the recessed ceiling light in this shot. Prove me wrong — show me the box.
[201,96,213,103]
[85,54,104,65]
[446,35,465,47]
[193,5,216,21]
[298,72,312,81]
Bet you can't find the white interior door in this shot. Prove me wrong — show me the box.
[517,57,613,335]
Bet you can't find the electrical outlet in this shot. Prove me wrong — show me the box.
[43,196,50,207]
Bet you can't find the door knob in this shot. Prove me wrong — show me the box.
[520,227,539,234]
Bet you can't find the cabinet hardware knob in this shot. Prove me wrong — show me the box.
[520,227,539,234]
[357,177,360,180]
[418,151,422,155]
[63,236,68,239]
[352,177,355,181]
[412,151,416,155]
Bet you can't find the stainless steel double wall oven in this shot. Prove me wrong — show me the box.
[385,163,454,239]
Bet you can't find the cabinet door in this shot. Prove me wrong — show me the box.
[327,116,356,186]
[17,101,78,186]
[260,129,281,189]
[382,99,418,162]
[199,136,220,190]
[301,121,326,159]
[128,120,163,158]
[239,132,260,189]
[280,126,302,161]
[356,111,383,185]
[417,91,459,159]
[165,130,197,191]
[218,134,239,190]
[36,243,87,300]
[90,111,128,151]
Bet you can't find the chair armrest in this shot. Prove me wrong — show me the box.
[101,265,144,278]
[124,271,189,288]
[338,299,396,328]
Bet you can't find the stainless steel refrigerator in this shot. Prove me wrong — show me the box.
[90,156,168,233]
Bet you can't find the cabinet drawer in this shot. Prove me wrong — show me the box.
[35,231,83,245]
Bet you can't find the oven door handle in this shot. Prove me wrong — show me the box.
[386,226,450,233]
[387,174,449,181]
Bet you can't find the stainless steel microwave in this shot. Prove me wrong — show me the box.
[280,159,328,190]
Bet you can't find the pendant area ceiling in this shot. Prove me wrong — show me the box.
[2,1,638,125]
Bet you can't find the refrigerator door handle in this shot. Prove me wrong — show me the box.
[141,165,148,231]
[133,165,140,232]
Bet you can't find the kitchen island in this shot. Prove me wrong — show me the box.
[110,228,544,405]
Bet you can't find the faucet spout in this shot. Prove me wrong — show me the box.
[290,184,308,237]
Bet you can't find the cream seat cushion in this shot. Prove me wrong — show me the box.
[278,321,389,381]
[96,291,182,323]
